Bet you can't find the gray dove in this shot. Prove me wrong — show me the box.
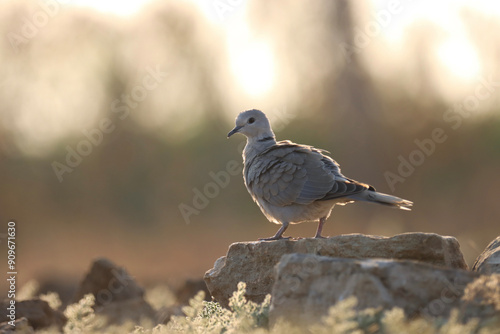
[228,109,413,240]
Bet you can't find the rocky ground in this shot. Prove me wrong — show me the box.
[205,233,500,327]
[1,232,499,332]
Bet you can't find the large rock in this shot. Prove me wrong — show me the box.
[74,258,156,325]
[204,233,467,307]
[270,253,478,324]
[472,236,500,274]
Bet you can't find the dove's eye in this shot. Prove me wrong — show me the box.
[248,117,255,124]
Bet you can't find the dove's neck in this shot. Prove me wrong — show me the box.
[243,133,276,165]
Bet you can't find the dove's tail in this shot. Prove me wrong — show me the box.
[350,190,413,211]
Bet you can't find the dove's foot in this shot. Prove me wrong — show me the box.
[258,236,291,241]
[314,235,327,239]
[259,222,290,241]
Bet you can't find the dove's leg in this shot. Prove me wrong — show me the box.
[314,217,327,238]
[259,222,290,241]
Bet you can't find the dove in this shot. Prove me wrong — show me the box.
[227,109,413,240]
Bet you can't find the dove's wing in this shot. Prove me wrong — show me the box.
[244,141,371,207]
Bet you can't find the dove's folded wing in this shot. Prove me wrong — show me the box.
[245,141,370,207]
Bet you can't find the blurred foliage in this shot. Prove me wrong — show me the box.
[24,282,500,333]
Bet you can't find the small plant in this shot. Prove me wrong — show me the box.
[145,285,177,311]
[228,282,271,330]
[309,297,383,334]
[381,308,434,334]
[40,291,62,310]
[164,282,270,334]
[28,282,500,334]
[16,279,40,301]
[63,294,105,333]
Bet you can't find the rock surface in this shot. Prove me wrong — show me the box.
[74,258,156,324]
[0,318,33,334]
[270,253,478,324]
[0,299,66,330]
[472,236,500,274]
[74,258,145,304]
[204,233,467,307]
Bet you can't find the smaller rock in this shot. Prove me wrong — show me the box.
[74,258,144,305]
[0,299,66,330]
[0,318,33,334]
[472,237,500,274]
[74,258,155,325]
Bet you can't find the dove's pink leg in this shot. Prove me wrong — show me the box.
[314,217,327,238]
[259,222,290,241]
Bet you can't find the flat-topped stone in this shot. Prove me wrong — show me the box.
[204,233,467,307]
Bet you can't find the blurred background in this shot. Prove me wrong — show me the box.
[1,0,499,300]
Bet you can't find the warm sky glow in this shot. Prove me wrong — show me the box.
[70,0,154,16]
[8,0,500,156]
[369,0,491,83]
[68,1,490,89]
[229,39,275,97]
[69,0,275,96]
[437,38,481,81]
[72,0,492,90]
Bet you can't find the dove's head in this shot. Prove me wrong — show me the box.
[227,109,275,140]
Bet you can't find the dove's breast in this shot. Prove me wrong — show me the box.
[255,197,342,224]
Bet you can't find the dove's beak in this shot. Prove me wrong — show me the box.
[227,125,243,138]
